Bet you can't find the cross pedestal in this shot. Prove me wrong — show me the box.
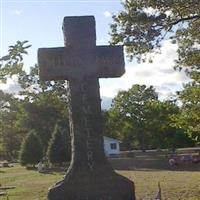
[38,16,135,200]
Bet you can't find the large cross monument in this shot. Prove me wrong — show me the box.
[38,16,135,200]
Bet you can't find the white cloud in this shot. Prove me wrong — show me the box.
[97,37,109,45]
[103,11,112,18]
[101,96,112,110]
[0,76,21,94]
[100,40,191,100]
[12,9,23,16]
[143,7,157,15]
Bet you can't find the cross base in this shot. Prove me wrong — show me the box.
[48,166,135,200]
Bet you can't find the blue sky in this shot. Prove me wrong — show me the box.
[0,0,190,108]
[1,0,122,60]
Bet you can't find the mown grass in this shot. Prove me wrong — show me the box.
[111,154,200,200]
[0,154,199,200]
[0,165,63,200]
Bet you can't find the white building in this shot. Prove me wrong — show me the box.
[103,136,121,157]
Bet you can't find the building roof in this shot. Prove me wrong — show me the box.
[103,136,121,143]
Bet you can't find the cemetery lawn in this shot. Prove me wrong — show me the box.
[0,156,199,200]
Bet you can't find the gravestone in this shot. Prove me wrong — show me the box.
[38,16,135,200]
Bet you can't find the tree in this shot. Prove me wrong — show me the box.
[110,0,200,69]
[0,41,32,159]
[0,41,31,83]
[144,100,195,149]
[106,85,194,150]
[47,123,71,165]
[0,90,23,159]
[17,92,69,152]
[110,1,200,142]
[19,130,43,167]
[108,84,158,151]
[174,81,200,143]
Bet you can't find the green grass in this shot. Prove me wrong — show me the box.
[0,166,63,200]
[122,170,200,200]
[111,154,200,200]
[0,155,200,200]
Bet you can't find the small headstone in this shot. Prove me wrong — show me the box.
[38,16,135,200]
[37,161,44,173]
[2,161,9,168]
[0,192,6,196]
[0,186,16,190]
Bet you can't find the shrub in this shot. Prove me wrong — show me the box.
[19,130,43,167]
[47,124,70,165]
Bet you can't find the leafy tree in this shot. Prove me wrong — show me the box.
[0,41,31,159]
[106,85,195,150]
[0,90,24,159]
[110,0,200,69]
[0,41,31,83]
[17,93,69,152]
[145,100,195,149]
[1,111,22,159]
[110,1,200,142]
[174,81,200,143]
[108,84,158,151]
[19,130,43,166]
[47,123,71,165]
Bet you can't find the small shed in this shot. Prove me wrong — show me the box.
[103,136,121,157]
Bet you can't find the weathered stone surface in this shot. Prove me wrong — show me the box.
[38,16,135,200]
[63,16,96,48]
[38,46,124,80]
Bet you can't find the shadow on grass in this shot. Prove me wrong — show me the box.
[43,167,66,175]
[26,166,37,170]
[31,166,68,175]
[109,157,200,172]
[23,165,67,175]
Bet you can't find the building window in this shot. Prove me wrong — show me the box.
[110,143,117,150]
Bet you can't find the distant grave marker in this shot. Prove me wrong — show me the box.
[38,16,135,200]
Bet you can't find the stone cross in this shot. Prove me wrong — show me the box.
[38,16,135,200]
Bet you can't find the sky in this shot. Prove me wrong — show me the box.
[0,0,190,109]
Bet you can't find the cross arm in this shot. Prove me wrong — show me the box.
[38,47,68,81]
[38,45,125,81]
[95,45,125,78]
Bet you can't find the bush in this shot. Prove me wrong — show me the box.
[47,124,70,165]
[19,130,43,166]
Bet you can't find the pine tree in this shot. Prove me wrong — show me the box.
[19,130,43,166]
[47,124,70,165]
